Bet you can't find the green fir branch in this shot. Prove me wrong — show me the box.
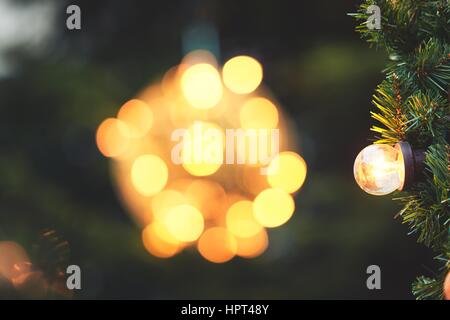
[352,0,450,300]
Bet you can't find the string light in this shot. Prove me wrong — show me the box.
[180,63,223,109]
[240,97,279,129]
[353,142,424,196]
[267,152,307,193]
[226,200,263,238]
[164,205,204,242]
[222,55,263,94]
[96,118,130,158]
[197,227,237,263]
[117,99,153,138]
[96,51,307,262]
[131,154,168,196]
[253,188,295,227]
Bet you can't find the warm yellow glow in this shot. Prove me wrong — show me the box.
[216,193,248,226]
[444,271,450,300]
[96,118,130,157]
[117,99,153,138]
[182,50,218,68]
[151,189,187,221]
[253,188,295,227]
[226,200,262,238]
[354,144,405,196]
[131,154,168,196]
[165,205,204,242]
[240,97,279,129]
[99,49,307,263]
[185,180,226,220]
[181,63,223,109]
[181,121,224,176]
[142,223,181,258]
[267,152,307,193]
[197,227,237,263]
[0,241,29,281]
[242,166,270,195]
[235,229,268,258]
[222,56,263,94]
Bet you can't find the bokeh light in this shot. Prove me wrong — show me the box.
[142,223,181,258]
[226,200,262,238]
[240,97,279,129]
[253,188,295,227]
[235,229,269,258]
[197,227,237,263]
[185,180,226,220]
[181,63,223,109]
[164,205,204,242]
[96,118,130,157]
[222,56,263,94]
[181,121,224,176]
[131,154,168,196]
[117,99,153,138]
[267,152,307,193]
[151,189,187,221]
[0,241,29,281]
[97,50,307,262]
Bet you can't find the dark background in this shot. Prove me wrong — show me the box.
[0,0,437,299]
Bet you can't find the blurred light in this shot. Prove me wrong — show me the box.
[354,144,405,196]
[181,63,223,109]
[185,180,226,220]
[165,205,204,242]
[99,49,307,262]
[131,154,168,196]
[444,271,450,300]
[181,121,224,176]
[222,56,263,94]
[242,165,270,195]
[226,200,262,238]
[235,229,268,258]
[267,152,307,193]
[240,97,278,129]
[11,270,48,298]
[253,188,295,227]
[142,223,181,258]
[117,99,153,138]
[96,118,130,157]
[0,0,56,78]
[181,50,219,69]
[151,189,187,221]
[197,227,237,263]
[0,241,29,281]
[216,193,248,226]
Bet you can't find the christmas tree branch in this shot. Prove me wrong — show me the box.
[352,0,450,300]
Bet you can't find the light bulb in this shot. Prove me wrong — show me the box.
[353,144,405,196]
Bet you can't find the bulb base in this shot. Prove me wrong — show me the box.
[396,142,425,191]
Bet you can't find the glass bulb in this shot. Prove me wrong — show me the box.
[353,144,405,196]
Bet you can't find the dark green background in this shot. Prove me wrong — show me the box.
[0,0,436,299]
